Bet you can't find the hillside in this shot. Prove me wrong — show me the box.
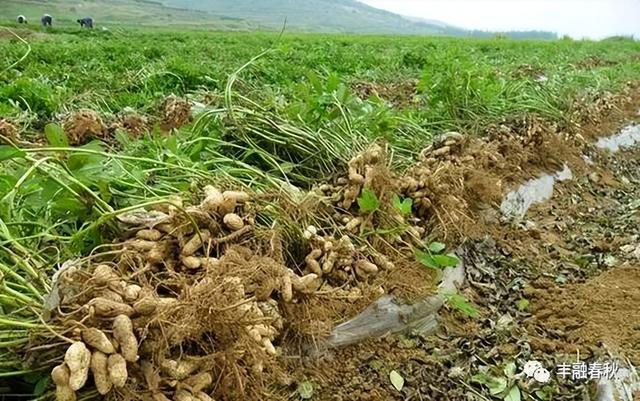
[0,0,252,29]
[2,0,557,37]
[162,0,463,34]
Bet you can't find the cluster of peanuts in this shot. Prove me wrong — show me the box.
[301,225,394,284]
[50,279,139,401]
[418,131,469,164]
[316,144,385,210]
[120,185,251,273]
[188,273,282,376]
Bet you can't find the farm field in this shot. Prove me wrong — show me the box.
[0,24,640,401]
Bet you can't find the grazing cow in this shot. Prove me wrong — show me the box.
[77,17,94,29]
[17,15,27,24]
[41,14,52,27]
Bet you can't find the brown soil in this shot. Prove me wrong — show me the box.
[0,28,49,42]
[63,109,107,145]
[529,267,640,365]
[161,95,191,131]
[0,118,18,142]
[511,64,546,79]
[110,112,150,138]
[352,80,420,108]
[576,56,618,70]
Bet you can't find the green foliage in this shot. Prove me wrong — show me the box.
[428,241,446,253]
[415,241,460,270]
[443,292,480,318]
[472,362,521,401]
[297,381,314,399]
[44,124,69,147]
[516,298,530,311]
[357,187,380,213]
[392,194,413,216]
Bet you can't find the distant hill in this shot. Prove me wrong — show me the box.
[2,0,556,38]
[0,0,251,29]
[161,0,464,34]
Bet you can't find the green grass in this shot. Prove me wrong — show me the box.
[1,27,638,125]
[0,24,638,396]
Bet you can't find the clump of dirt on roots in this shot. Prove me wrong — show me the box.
[352,79,420,107]
[313,143,435,301]
[43,161,435,400]
[0,118,18,142]
[393,116,588,241]
[161,95,191,131]
[63,110,107,145]
[110,110,150,138]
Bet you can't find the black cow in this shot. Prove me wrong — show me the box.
[17,15,27,24]
[41,14,52,27]
[77,17,94,29]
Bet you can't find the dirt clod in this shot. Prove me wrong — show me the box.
[161,95,191,130]
[63,109,106,145]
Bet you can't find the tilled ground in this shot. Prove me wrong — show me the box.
[293,122,640,400]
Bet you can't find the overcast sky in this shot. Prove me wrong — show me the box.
[359,0,640,39]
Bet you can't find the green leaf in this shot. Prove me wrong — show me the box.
[389,370,404,391]
[415,249,438,269]
[357,187,380,213]
[34,376,49,396]
[516,299,530,311]
[297,381,314,399]
[416,251,458,270]
[392,194,413,215]
[0,175,18,195]
[443,293,480,318]
[164,135,178,154]
[67,141,106,171]
[0,145,26,161]
[51,195,87,215]
[503,362,517,378]
[44,123,69,147]
[489,377,508,395]
[428,241,446,253]
[534,389,549,400]
[504,386,521,401]
[431,253,460,267]
[472,374,506,395]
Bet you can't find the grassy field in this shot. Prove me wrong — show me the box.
[2,28,638,127]
[0,24,639,399]
[0,0,252,29]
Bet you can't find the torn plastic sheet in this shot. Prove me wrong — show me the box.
[596,124,640,152]
[326,255,465,348]
[116,209,170,227]
[596,358,640,401]
[42,258,82,319]
[500,164,572,220]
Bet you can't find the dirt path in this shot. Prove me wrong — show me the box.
[292,114,640,400]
